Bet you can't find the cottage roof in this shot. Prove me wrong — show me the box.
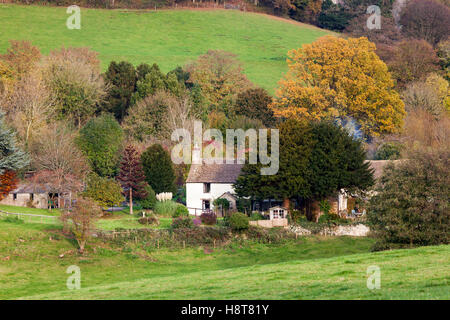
[186,161,244,183]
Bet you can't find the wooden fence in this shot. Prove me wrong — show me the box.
[0,210,61,225]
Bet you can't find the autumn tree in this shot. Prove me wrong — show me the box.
[61,197,102,253]
[117,145,148,215]
[271,36,405,138]
[403,74,449,119]
[141,144,176,195]
[387,39,440,88]
[0,170,18,201]
[0,40,41,79]
[186,50,252,107]
[41,47,106,128]
[32,123,90,181]
[400,0,450,46]
[2,72,53,145]
[234,88,275,127]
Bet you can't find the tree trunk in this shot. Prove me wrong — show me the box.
[129,188,133,215]
[283,198,290,210]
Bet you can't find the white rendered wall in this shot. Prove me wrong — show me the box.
[186,183,235,215]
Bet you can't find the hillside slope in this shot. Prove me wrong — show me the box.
[0,5,330,91]
[19,244,450,300]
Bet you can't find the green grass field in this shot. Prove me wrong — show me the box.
[0,4,330,91]
[0,219,448,300]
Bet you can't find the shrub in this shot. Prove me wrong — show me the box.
[250,212,264,221]
[289,209,307,223]
[138,214,159,226]
[367,150,450,249]
[375,142,403,160]
[319,199,331,215]
[200,211,217,225]
[193,217,202,226]
[171,216,193,229]
[83,173,124,207]
[229,212,249,231]
[139,184,157,209]
[154,200,178,217]
[173,204,189,218]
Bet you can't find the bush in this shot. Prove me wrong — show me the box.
[83,173,124,207]
[289,209,307,223]
[250,212,264,221]
[173,204,189,218]
[193,217,202,226]
[154,200,178,217]
[171,216,193,229]
[138,214,159,226]
[368,150,450,248]
[375,142,403,160]
[229,212,249,231]
[200,211,217,225]
[318,213,341,224]
[139,184,156,209]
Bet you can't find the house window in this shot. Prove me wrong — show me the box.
[13,193,17,201]
[30,193,34,201]
[203,183,211,193]
[203,200,210,210]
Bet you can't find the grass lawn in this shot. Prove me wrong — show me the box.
[96,214,172,230]
[0,204,60,216]
[0,219,448,299]
[0,4,330,92]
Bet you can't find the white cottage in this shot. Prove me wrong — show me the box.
[186,161,243,215]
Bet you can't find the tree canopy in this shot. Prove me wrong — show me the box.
[271,36,405,138]
[77,113,124,177]
[141,144,176,195]
[234,119,374,218]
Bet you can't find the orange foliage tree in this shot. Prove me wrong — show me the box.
[0,170,18,201]
[271,36,405,138]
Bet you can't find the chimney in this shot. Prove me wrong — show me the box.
[192,142,202,164]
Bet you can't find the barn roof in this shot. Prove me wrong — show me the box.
[186,161,244,183]
[10,182,67,194]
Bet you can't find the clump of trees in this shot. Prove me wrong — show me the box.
[234,119,374,220]
[368,150,449,249]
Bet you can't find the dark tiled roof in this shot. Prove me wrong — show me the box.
[186,161,244,183]
[11,183,61,194]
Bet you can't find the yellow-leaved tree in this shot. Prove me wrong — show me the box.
[271,36,405,137]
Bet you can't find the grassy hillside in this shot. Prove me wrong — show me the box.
[0,5,330,91]
[1,219,448,300]
[25,245,450,300]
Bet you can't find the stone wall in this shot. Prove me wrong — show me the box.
[249,218,288,228]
